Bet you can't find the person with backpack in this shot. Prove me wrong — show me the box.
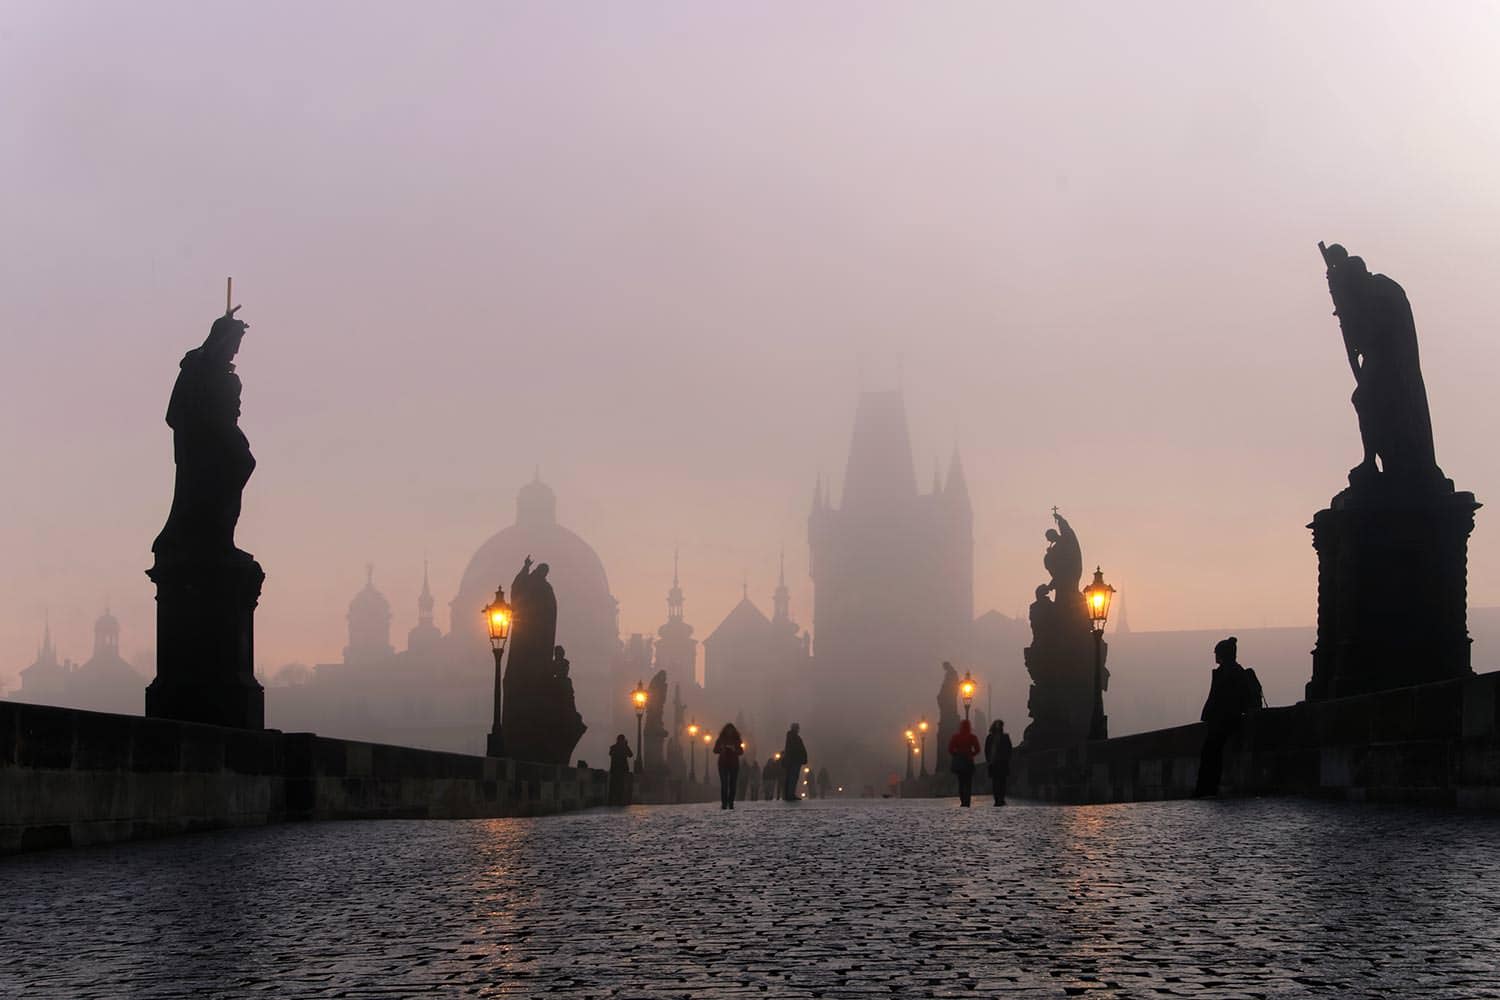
[948,719,981,807]
[1193,636,1261,797]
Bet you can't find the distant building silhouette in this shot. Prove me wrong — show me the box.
[269,476,622,762]
[808,389,972,769]
[13,611,143,715]
[344,565,394,664]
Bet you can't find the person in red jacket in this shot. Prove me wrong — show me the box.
[948,719,981,807]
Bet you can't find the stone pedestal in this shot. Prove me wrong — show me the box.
[1023,624,1107,750]
[1307,478,1479,701]
[145,556,265,729]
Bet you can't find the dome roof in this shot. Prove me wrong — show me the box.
[349,566,391,619]
[451,481,618,663]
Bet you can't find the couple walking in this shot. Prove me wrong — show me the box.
[948,719,1012,807]
[713,722,808,809]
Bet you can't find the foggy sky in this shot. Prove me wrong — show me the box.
[4,2,1500,689]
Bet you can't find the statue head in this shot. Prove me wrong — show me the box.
[202,312,248,368]
[1214,636,1238,665]
[1045,529,1060,543]
[554,644,566,659]
[534,562,550,580]
[1034,584,1051,600]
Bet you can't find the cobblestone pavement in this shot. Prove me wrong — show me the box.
[5,798,1500,998]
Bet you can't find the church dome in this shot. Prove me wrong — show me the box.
[345,565,394,663]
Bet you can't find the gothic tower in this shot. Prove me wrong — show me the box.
[808,390,974,770]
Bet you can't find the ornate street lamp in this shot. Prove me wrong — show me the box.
[904,729,915,781]
[482,586,511,758]
[632,680,648,775]
[687,720,700,781]
[703,732,713,784]
[960,671,977,721]
[918,717,929,776]
[1083,566,1116,741]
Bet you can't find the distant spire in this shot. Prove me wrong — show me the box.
[811,471,824,514]
[418,560,435,624]
[1114,586,1131,635]
[365,563,375,587]
[945,447,971,507]
[667,546,685,622]
[773,546,791,623]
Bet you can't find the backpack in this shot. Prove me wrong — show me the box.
[1242,667,1265,712]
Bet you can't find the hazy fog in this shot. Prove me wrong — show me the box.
[4,2,1500,687]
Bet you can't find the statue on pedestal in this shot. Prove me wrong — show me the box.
[145,300,266,730]
[1022,511,1106,749]
[1308,244,1478,699]
[503,558,587,763]
[935,661,960,775]
[643,669,668,773]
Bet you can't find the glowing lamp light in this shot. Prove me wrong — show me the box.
[904,729,915,742]
[918,718,929,734]
[482,587,511,649]
[1083,566,1115,632]
[688,721,699,739]
[703,733,712,745]
[960,671,977,708]
[773,752,782,761]
[632,680,648,716]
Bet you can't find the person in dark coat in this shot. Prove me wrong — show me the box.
[745,759,760,801]
[714,723,745,809]
[1194,636,1253,797]
[781,724,809,802]
[608,734,633,807]
[984,719,1013,806]
[763,755,781,800]
[817,766,832,799]
[948,719,980,807]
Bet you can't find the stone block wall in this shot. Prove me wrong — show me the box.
[0,701,609,856]
[1012,670,1500,808]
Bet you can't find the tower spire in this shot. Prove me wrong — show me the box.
[667,547,685,622]
[773,546,791,623]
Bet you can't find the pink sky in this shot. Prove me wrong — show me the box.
[3,2,1500,686]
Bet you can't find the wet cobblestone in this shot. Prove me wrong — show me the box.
[4,798,1500,998]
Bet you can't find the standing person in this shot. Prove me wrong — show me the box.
[1193,636,1261,797]
[948,719,980,807]
[781,724,809,802]
[608,734,633,807]
[985,720,1013,806]
[763,755,781,801]
[714,723,745,809]
[745,759,760,801]
[817,767,832,799]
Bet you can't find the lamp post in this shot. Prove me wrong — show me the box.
[687,721,700,781]
[960,670,976,722]
[483,587,511,758]
[904,729,915,781]
[632,680,648,775]
[918,717,929,777]
[1084,566,1115,741]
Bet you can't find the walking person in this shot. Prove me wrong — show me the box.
[763,755,781,800]
[608,734,633,807]
[781,723,809,802]
[948,719,980,807]
[984,719,1013,806]
[1193,636,1262,797]
[714,723,745,809]
[745,758,760,801]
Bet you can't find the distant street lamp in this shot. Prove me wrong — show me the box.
[1084,566,1116,741]
[918,717,929,777]
[960,671,977,721]
[632,680,648,775]
[483,587,511,758]
[687,721,700,781]
[703,732,713,785]
[904,729,915,781]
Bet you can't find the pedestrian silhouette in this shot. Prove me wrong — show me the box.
[714,723,744,809]
[763,755,782,800]
[608,734,633,806]
[985,719,1012,806]
[948,719,980,807]
[1193,637,1261,797]
[781,724,809,802]
[745,758,760,801]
